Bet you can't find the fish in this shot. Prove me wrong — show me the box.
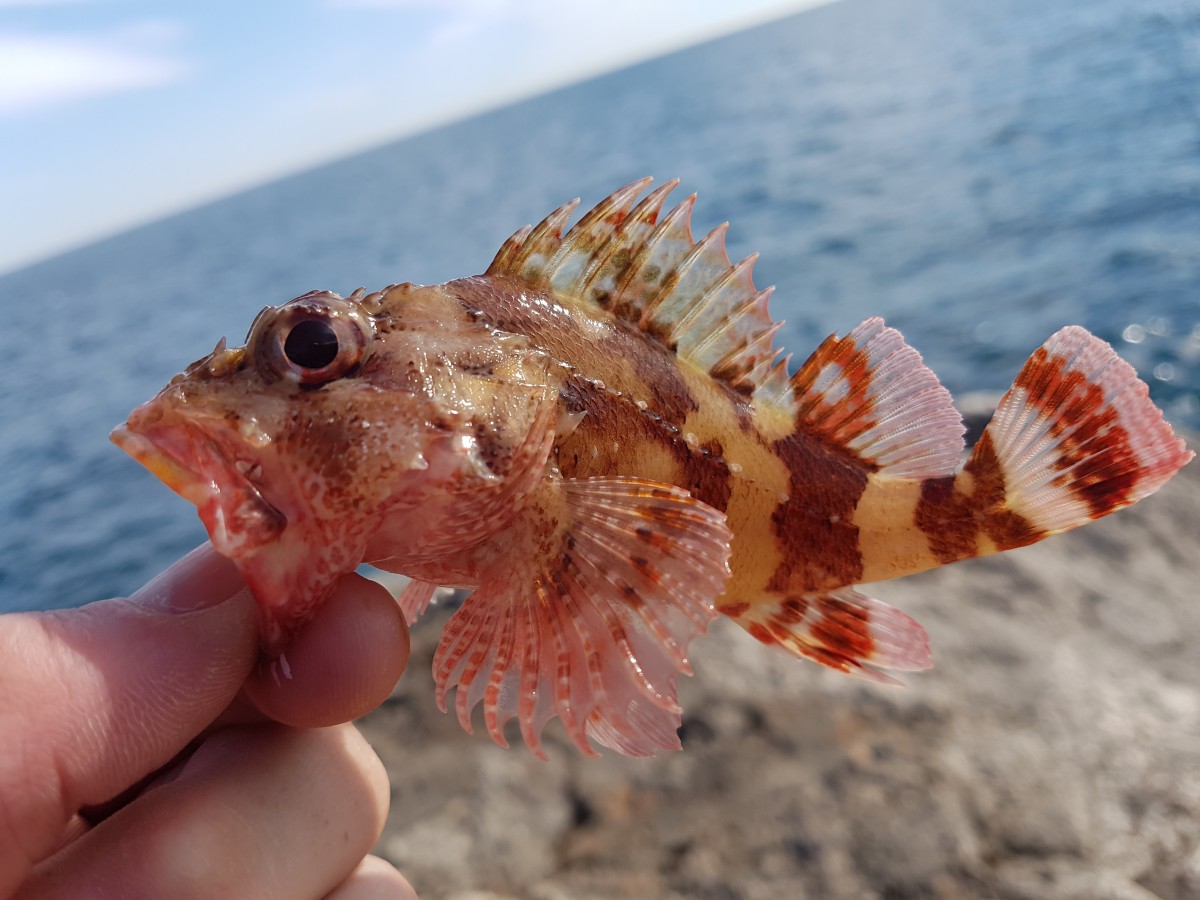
[112,178,1193,759]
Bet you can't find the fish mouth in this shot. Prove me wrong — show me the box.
[112,418,287,558]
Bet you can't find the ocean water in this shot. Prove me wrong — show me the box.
[2,0,1197,613]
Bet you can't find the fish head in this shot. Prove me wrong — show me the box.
[113,284,556,651]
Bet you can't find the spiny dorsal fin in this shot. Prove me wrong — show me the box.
[486,178,792,411]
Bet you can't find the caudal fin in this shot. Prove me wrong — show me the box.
[967,326,1191,548]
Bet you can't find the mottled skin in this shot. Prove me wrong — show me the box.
[116,288,559,651]
[115,180,1192,756]
[449,275,862,605]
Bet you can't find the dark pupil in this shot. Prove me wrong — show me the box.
[284,319,339,369]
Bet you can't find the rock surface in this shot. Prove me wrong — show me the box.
[359,443,1200,900]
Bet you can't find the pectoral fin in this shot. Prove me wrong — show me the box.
[432,476,733,759]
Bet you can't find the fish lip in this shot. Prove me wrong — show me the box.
[111,423,211,505]
[111,418,287,557]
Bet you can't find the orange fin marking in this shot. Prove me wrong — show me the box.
[485,179,792,411]
[792,317,964,477]
[396,578,439,625]
[740,587,932,685]
[432,476,732,759]
[974,326,1192,541]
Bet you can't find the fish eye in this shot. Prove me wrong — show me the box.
[284,319,340,370]
[251,292,373,385]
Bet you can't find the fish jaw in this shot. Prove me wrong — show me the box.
[111,412,287,559]
[112,411,370,652]
[112,394,320,647]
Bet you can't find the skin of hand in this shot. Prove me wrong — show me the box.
[0,543,418,900]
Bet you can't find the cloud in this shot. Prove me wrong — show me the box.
[0,22,187,116]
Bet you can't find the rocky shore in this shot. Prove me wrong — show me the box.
[360,426,1199,900]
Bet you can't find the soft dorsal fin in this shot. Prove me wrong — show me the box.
[791,317,965,477]
[487,178,792,411]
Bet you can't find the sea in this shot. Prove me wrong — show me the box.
[2,0,1197,613]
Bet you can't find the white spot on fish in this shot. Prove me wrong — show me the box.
[239,419,271,447]
[557,408,587,438]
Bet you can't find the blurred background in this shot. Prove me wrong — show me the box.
[1,0,1197,612]
[3,2,1199,898]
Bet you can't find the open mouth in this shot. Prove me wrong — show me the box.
[112,420,287,557]
[111,424,212,505]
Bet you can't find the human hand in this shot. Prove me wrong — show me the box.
[0,543,417,899]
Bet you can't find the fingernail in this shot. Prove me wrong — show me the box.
[134,543,248,613]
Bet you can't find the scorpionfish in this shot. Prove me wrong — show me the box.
[114,178,1193,758]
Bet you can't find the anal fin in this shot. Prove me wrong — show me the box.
[432,476,733,759]
[739,587,932,685]
[396,578,440,625]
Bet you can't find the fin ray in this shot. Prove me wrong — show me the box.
[486,179,791,409]
[738,587,932,684]
[973,326,1192,540]
[432,476,732,758]
[792,317,965,477]
[396,578,439,625]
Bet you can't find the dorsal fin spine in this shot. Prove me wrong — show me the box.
[517,199,579,280]
[548,180,647,300]
[590,183,675,286]
[750,348,791,400]
[726,320,784,377]
[555,178,648,262]
[488,223,533,275]
[626,196,696,324]
[626,179,678,228]
[688,257,760,361]
[649,222,728,334]
[487,180,794,412]
[662,223,732,339]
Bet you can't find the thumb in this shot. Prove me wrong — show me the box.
[0,544,258,888]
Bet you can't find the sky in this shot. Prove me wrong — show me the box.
[0,0,836,275]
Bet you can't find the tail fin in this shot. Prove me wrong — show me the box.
[966,326,1191,550]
